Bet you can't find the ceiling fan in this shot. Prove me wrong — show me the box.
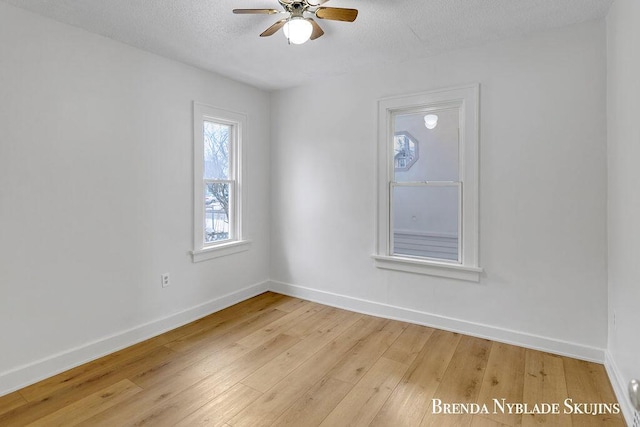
[233,0,358,45]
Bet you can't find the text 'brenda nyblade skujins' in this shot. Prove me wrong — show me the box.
[431,398,621,416]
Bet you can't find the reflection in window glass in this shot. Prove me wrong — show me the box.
[394,132,418,171]
[204,121,231,180]
[392,184,460,261]
[205,183,231,243]
[393,109,459,183]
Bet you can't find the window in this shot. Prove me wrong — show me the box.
[192,103,250,262]
[373,85,482,281]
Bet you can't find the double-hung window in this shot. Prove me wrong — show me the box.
[374,85,482,281]
[192,103,250,262]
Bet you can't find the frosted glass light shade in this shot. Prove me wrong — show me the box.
[424,114,438,129]
[283,18,313,44]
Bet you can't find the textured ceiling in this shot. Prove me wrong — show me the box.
[2,0,613,90]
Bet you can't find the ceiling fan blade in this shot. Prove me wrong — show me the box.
[308,18,324,40]
[315,7,358,22]
[233,8,280,15]
[260,19,287,37]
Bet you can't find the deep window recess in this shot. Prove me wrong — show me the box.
[374,85,482,282]
[191,103,250,262]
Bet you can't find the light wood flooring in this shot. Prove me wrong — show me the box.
[0,292,625,426]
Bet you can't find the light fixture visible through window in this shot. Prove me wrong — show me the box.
[424,114,438,129]
[283,18,313,45]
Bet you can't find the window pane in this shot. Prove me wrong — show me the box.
[392,184,459,261]
[393,108,459,182]
[204,121,231,180]
[205,182,231,243]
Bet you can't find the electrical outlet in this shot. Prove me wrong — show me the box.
[161,273,170,288]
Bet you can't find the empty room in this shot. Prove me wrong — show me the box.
[0,0,639,425]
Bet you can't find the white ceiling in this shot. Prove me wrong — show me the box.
[3,0,612,91]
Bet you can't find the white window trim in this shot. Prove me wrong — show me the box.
[374,84,482,282]
[191,102,250,262]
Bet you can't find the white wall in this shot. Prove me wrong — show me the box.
[606,0,640,422]
[0,2,270,393]
[270,20,608,357]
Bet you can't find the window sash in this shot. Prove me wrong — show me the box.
[389,181,462,263]
[201,118,237,248]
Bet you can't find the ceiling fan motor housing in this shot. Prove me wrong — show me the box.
[234,0,358,42]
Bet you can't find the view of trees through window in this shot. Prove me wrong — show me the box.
[203,121,232,243]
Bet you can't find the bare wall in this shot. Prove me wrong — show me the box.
[270,20,608,354]
[0,2,271,392]
[606,0,640,422]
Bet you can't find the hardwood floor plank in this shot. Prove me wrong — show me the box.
[240,307,362,393]
[382,323,434,366]
[271,296,308,313]
[231,316,389,427]
[132,309,295,393]
[19,336,168,403]
[476,342,526,426]
[235,301,322,348]
[522,350,571,427]
[420,335,492,427]
[471,415,512,426]
[165,307,289,355]
[327,319,407,385]
[0,346,177,426]
[78,333,300,426]
[288,306,364,341]
[157,292,286,346]
[563,358,626,426]
[320,356,409,427]
[174,383,262,427]
[272,377,353,426]
[26,379,142,427]
[0,392,27,417]
[370,329,462,427]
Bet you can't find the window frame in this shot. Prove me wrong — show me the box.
[191,102,250,262]
[373,84,482,282]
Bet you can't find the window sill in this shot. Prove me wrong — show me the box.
[191,240,251,263]
[372,255,482,282]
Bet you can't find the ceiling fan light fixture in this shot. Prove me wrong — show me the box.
[283,17,313,44]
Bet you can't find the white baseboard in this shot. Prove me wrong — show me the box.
[268,280,605,363]
[605,350,636,426]
[0,280,269,397]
